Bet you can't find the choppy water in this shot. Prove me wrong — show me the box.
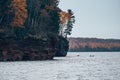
[0,52,120,80]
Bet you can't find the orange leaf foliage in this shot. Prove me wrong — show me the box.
[59,11,71,24]
[10,0,28,28]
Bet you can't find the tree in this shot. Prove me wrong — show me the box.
[64,9,75,38]
[0,0,12,27]
[10,0,28,28]
[25,0,61,39]
[59,11,70,36]
[59,9,75,38]
[0,0,28,38]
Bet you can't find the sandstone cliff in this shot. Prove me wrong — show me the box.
[0,0,74,61]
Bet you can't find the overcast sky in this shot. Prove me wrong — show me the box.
[59,0,120,39]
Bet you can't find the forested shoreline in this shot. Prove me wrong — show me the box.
[69,37,120,52]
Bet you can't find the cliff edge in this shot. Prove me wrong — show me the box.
[0,0,75,61]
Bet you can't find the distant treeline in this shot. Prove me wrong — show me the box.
[69,37,120,52]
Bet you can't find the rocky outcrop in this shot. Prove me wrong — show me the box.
[55,36,69,57]
[0,36,58,61]
[0,37,57,61]
[0,0,59,61]
[0,0,73,61]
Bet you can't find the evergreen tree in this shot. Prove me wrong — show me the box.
[0,0,12,27]
[64,9,75,38]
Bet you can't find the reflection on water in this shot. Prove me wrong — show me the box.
[0,52,120,80]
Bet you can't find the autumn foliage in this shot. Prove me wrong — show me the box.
[10,0,28,28]
[59,11,71,24]
[69,38,120,52]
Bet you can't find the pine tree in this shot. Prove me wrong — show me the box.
[64,9,75,38]
[0,0,12,27]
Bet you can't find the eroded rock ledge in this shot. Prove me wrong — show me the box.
[0,37,57,61]
[0,0,73,61]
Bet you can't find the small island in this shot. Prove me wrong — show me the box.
[0,0,75,61]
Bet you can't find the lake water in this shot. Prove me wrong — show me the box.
[0,52,120,80]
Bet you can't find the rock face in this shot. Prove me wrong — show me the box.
[55,36,69,57]
[0,37,57,61]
